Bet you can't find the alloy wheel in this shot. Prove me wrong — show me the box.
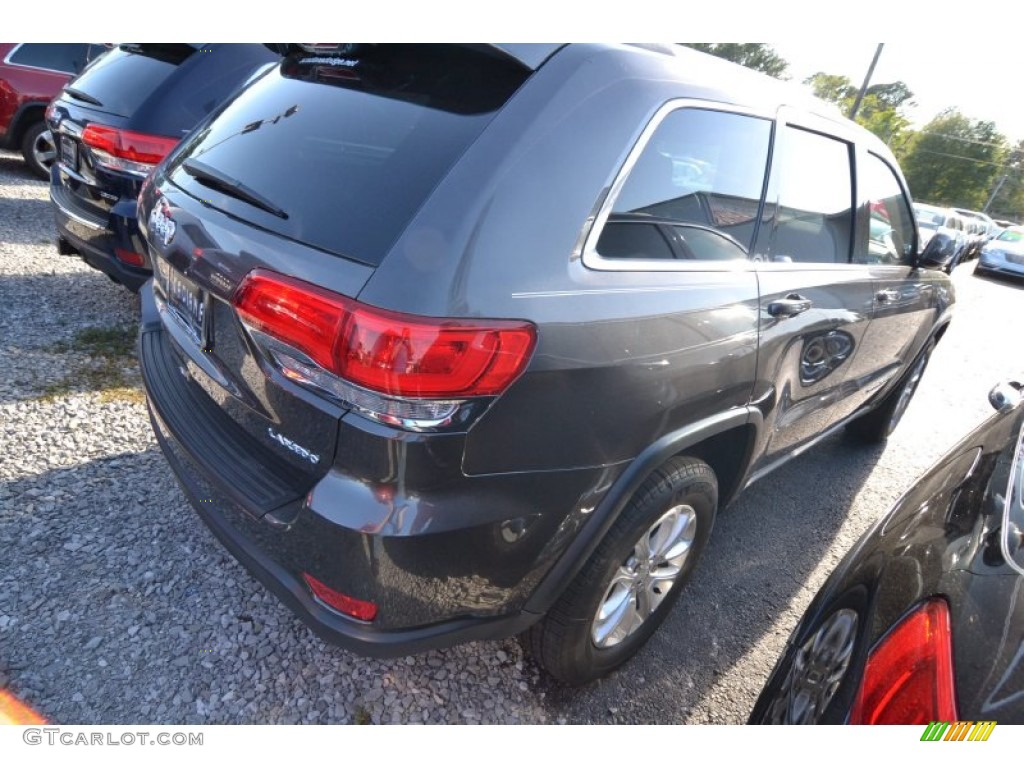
[591,504,697,649]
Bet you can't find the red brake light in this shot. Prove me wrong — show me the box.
[850,600,957,724]
[302,573,377,622]
[114,247,145,267]
[82,124,178,170]
[233,271,536,399]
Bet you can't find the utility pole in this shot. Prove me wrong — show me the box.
[983,174,1007,214]
[849,44,884,121]
[985,146,1023,214]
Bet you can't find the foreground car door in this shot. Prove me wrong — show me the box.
[749,116,874,472]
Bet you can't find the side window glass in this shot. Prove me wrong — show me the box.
[595,108,771,262]
[9,43,91,74]
[760,126,853,265]
[856,153,916,265]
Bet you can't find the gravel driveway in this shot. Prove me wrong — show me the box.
[1,149,1020,724]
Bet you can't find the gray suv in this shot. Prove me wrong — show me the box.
[136,43,955,684]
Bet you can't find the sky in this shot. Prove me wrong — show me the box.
[775,41,1023,143]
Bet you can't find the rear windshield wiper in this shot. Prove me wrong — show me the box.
[63,87,103,107]
[182,159,288,220]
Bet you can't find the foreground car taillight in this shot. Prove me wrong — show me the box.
[850,599,957,724]
[302,573,377,622]
[82,124,178,176]
[233,270,536,428]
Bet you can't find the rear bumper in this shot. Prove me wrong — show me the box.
[50,173,151,292]
[138,283,611,656]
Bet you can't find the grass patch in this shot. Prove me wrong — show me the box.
[39,324,143,403]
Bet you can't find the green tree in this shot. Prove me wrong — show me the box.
[684,44,789,78]
[804,72,914,148]
[900,109,1008,208]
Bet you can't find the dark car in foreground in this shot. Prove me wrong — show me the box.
[137,43,955,684]
[751,381,1024,724]
[47,43,278,291]
[0,43,105,178]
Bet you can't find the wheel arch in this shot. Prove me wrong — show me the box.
[523,406,762,615]
[8,101,48,146]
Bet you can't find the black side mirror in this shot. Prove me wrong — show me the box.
[917,232,955,269]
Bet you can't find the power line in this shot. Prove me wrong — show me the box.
[912,148,1017,169]
[924,133,1011,150]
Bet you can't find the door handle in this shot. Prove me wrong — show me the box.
[875,288,901,303]
[767,294,813,318]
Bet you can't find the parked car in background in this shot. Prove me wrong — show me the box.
[750,380,1024,725]
[0,43,107,178]
[914,203,968,272]
[976,226,1024,282]
[137,43,955,685]
[954,207,998,259]
[47,43,279,291]
[993,218,1019,230]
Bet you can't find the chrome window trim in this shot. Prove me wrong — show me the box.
[579,98,775,274]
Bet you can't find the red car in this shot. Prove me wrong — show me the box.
[0,43,106,178]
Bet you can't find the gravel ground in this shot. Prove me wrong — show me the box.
[1,149,1021,725]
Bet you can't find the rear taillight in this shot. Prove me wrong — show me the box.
[114,247,145,267]
[850,600,957,724]
[82,124,178,176]
[233,270,536,428]
[302,573,377,622]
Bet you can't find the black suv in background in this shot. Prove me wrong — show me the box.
[137,43,956,684]
[47,43,279,291]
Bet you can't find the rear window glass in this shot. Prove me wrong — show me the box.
[65,44,195,117]
[166,44,531,267]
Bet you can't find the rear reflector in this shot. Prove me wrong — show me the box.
[82,124,178,175]
[302,573,377,622]
[850,599,957,724]
[114,247,145,267]
[233,270,536,399]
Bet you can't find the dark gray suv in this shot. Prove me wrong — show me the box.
[136,43,955,684]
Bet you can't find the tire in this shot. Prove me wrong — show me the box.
[522,456,717,685]
[846,339,934,444]
[20,121,56,180]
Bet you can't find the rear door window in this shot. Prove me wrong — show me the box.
[166,45,531,267]
[595,107,772,262]
[759,126,854,264]
[8,43,96,75]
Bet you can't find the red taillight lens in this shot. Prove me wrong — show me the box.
[302,573,377,622]
[114,247,145,266]
[850,600,957,724]
[82,124,178,169]
[233,271,536,399]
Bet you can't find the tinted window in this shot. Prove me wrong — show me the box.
[596,108,771,261]
[9,43,93,74]
[762,126,853,264]
[856,153,915,265]
[597,222,675,260]
[166,45,530,267]
[65,45,196,118]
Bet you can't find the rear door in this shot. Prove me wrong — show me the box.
[749,113,874,470]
